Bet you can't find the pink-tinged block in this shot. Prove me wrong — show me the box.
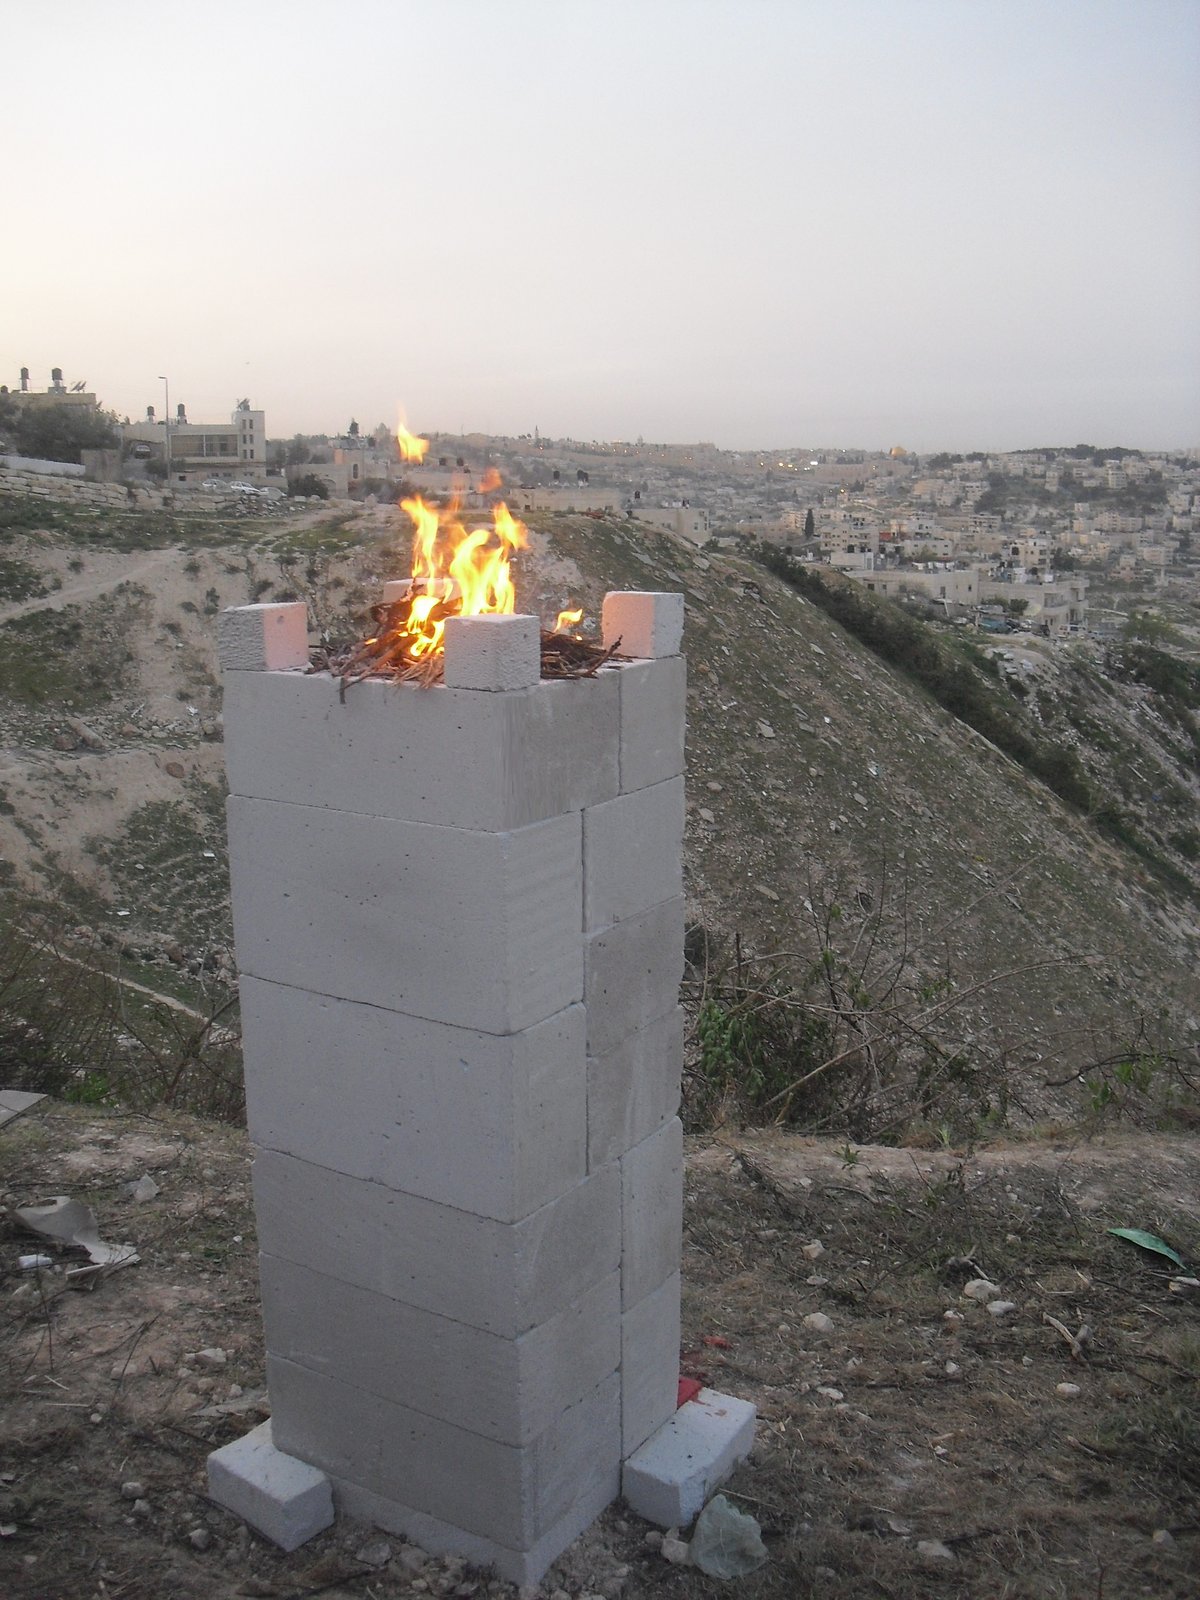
[601,592,684,660]
[218,603,309,672]
[227,798,582,1034]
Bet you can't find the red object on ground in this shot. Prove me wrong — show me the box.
[702,1335,733,1349]
[677,1376,704,1408]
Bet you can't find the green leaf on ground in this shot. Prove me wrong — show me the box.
[1107,1228,1187,1269]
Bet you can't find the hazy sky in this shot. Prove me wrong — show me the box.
[5,0,1198,452]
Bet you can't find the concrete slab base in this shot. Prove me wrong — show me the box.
[621,1387,756,1528]
[207,1420,334,1552]
[335,1464,620,1586]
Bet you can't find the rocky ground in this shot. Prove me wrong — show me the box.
[1,1102,1197,1600]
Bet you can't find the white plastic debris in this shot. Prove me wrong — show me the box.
[689,1494,769,1579]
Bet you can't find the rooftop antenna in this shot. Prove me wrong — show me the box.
[71,380,87,392]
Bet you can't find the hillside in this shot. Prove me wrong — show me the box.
[0,492,1197,1137]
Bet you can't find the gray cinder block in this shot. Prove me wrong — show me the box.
[587,1006,682,1172]
[260,1256,619,1445]
[218,603,309,673]
[253,1150,620,1338]
[242,981,586,1222]
[616,658,687,794]
[444,613,541,691]
[583,777,684,932]
[620,1118,684,1310]
[227,799,583,1034]
[621,1272,681,1456]
[222,669,620,829]
[206,1420,333,1551]
[601,592,685,660]
[584,897,686,1057]
[622,1387,756,1527]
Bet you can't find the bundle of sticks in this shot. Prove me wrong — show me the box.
[309,599,624,695]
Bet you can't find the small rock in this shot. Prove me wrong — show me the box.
[987,1300,1017,1317]
[697,808,715,824]
[944,1361,961,1377]
[395,1547,429,1575]
[706,781,723,792]
[815,1385,843,1400]
[754,721,775,738]
[943,1308,963,1324]
[128,1175,159,1202]
[806,1274,828,1287]
[660,1534,690,1565]
[1056,1382,1081,1398]
[120,1481,145,1500]
[1152,1529,1174,1546]
[753,884,779,902]
[917,1539,955,1562]
[67,717,106,752]
[119,723,138,738]
[193,1347,227,1369]
[803,1312,834,1334]
[132,1498,152,1518]
[802,1240,825,1261]
[188,1527,212,1551]
[164,761,186,779]
[52,733,78,751]
[354,1537,392,1568]
[852,792,867,806]
[642,1530,663,1551]
[962,1278,1001,1303]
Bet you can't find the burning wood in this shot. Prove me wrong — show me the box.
[310,598,624,694]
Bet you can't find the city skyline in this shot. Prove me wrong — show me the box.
[4,0,1198,454]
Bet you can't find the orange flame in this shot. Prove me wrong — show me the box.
[393,494,528,660]
[480,466,503,493]
[396,421,429,463]
[554,607,584,634]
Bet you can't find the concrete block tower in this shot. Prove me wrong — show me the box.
[208,594,753,1583]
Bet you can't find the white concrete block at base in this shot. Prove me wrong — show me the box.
[601,591,684,660]
[583,777,684,932]
[621,1118,684,1310]
[206,1419,333,1552]
[584,897,685,1057]
[218,603,309,673]
[335,1447,618,1585]
[227,798,582,1035]
[621,1272,681,1456]
[614,658,687,795]
[260,1254,619,1446]
[621,1388,757,1529]
[222,669,620,829]
[444,613,541,691]
[269,1358,620,1553]
[587,1006,682,1172]
[253,1149,620,1338]
[243,980,585,1222]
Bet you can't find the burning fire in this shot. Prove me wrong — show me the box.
[396,421,429,463]
[392,493,529,661]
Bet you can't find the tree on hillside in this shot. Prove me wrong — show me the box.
[347,419,360,438]
[13,404,119,463]
[803,508,815,541]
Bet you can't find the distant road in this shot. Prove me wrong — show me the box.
[0,545,182,624]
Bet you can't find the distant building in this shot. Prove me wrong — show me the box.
[2,365,98,412]
[122,398,267,484]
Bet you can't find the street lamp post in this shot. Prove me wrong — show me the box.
[158,375,171,480]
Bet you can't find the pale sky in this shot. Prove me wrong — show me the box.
[4,0,1198,452]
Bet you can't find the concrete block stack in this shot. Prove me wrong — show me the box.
[208,593,750,1582]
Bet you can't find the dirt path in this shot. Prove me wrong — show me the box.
[0,545,183,623]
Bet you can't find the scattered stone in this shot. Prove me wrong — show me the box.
[1152,1529,1174,1546]
[642,1530,663,1551]
[697,808,715,824]
[1056,1382,1082,1398]
[803,1312,834,1334]
[119,723,138,738]
[67,717,106,751]
[120,1481,145,1501]
[754,721,775,738]
[164,761,186,779]
[987,1299,1017,1317]
[193,1347,227,1369]
[52,733,77,751]
[132,1498,152,1518]
[802,1240,825,1261]
[395,1546,429,1575]
[660,1533,690,1565]
[944,1361,961,1377]
[853,792,867,806]
[128,1175,159,1202]
[188,1527,212,1551]
[815,1385,844,1401]
[354,1537,392,1568]
[917,1539,955,1561]
[943,1308,963,1324]
[753,884,779,902]
[962,1278,1001,1303]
